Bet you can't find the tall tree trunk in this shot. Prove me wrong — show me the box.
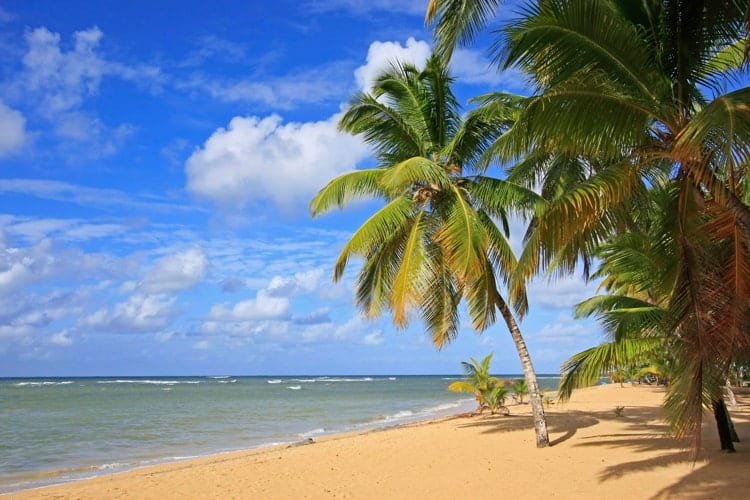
[497,297,550,448]
[712,398,736,453]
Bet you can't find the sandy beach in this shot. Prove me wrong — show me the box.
[6,383,749,499]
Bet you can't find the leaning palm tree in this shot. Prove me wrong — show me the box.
[310,55,550,447]
[427,0,750,455]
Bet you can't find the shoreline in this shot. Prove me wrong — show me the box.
[3,412,473,497]
[5,383,750,499]
[1,398,478,496]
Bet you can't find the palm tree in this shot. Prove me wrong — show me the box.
[426,0,750,455]
[309,55,550,447]
[555,179,744,452]
[448,353,509,414]
[511,378,528,404]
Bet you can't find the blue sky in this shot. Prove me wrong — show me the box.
[0,0,603,376]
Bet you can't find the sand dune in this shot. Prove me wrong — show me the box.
[7,383,750,499]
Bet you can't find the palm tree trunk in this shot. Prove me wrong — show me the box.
[712,398,736,453]
[497,297,550,448]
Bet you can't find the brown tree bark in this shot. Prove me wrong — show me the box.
[497,297,550,448]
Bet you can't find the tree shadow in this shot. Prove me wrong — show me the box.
[457,408,601,445]
[570,397,750,499]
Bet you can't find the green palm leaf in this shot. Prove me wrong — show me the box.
[309,169,387,216]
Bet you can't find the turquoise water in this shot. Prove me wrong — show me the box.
[0,375,560,493]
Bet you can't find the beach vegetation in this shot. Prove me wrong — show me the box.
[310,54,550,447]
[448,353,510,415]
[425,0,750,457]
[511,378,528,404]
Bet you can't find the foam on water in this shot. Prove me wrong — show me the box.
[14,381,74,387]
[96,380,201,385]
[0,375,558,494]
[298,428,325,438]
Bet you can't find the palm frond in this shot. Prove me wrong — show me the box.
[558,338,663,401]
[309,169,387,216]
[390,211,428,327]
[434,185,487,282]
[333,196,413,281]
[380,157,452,194]
[425,0,503,61]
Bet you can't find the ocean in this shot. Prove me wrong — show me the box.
[0,375,560,493]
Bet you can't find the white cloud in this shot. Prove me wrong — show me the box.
[354,37,431,92]
[142,247,207,294]
[6,26,162,157]
[193,340,210,350]
[363,331,385,345]
[267,268,323,297]
[0,100,26,156]
[208,291,290,322]
[184,37,438,215]
[185,114,368,214]
[22,27,107,113]
[83,294,178,333]
[20,26,162,114]
[50,330,73,346]
[0,239,66,294]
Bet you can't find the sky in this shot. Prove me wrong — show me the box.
[0,0,604,376]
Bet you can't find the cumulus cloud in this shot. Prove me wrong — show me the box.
[266,269,323,297]
[142,247,207,294]
[83,294,178,333]
[0,288,85,341]
[0,100,26,156]
[208,291,290,322]
[185,114,369,214]
[354,37,431,92]
[50,330,73,346]
[184,37,437,215]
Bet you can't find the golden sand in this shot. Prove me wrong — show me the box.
[6,383,749,499]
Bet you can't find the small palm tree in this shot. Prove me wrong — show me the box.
[483,385,510,415]
[448,353,508,414]
[512,378,528,404]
